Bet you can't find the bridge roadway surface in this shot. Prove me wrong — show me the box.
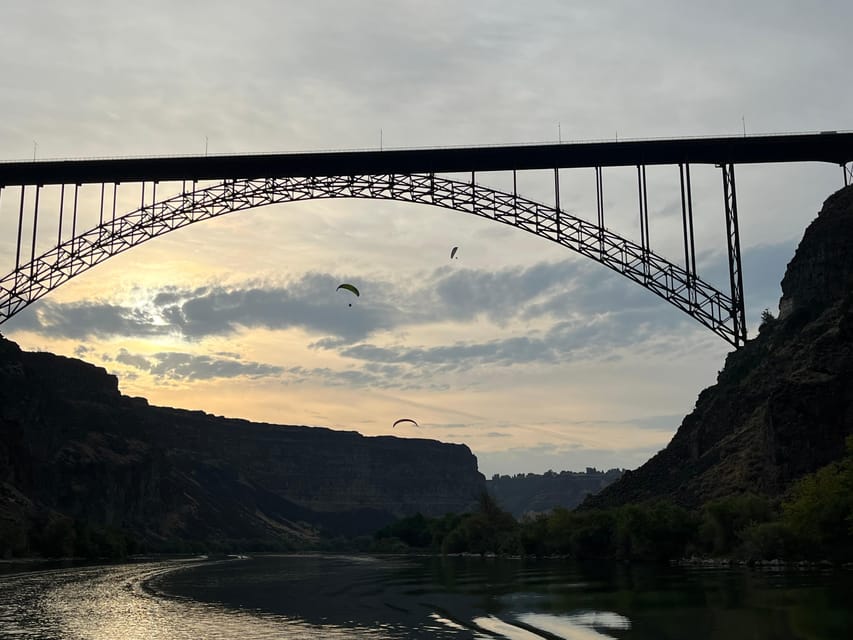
[1,132,851,186]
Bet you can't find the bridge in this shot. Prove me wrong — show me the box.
[1,132,852,348]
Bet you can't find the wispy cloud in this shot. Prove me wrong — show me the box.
[11,257,701,342]
[9,245,790,389]
[115,348,283,381]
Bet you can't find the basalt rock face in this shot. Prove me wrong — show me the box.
[0,339,484,549]
[585,185,853,509]
[487,468,624,517]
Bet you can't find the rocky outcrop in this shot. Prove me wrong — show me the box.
[585,185,853,509]
[0,339,485,549]
[487,468,623,517]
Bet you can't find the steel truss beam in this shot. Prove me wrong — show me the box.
[0,174,742,346]
[844,162,853,187]
[720,164,747,347]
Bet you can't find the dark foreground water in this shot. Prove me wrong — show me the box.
[0,554,850,639]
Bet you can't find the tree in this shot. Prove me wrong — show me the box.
[782,436,853,560]
[699,493,774,555]
[758,308,778,333]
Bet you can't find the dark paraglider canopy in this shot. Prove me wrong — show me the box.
[392,418,419,428]
[450,246,459,260]
[336,283,359,306]
[336,283,359,297]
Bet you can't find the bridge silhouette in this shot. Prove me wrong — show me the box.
[1,132,851,348]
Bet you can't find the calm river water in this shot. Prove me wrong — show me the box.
[0,554,849,639]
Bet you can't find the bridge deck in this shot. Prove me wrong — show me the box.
[1,132,851,186]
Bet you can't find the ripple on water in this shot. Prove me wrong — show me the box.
[0,560,402,639]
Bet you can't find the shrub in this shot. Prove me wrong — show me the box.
[782,438,853,561]
[738,521,796,561]
[699,493,774,555]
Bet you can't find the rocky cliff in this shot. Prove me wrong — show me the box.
[585,184,853,509]
[0,340,485,551]
[487,468,623,517]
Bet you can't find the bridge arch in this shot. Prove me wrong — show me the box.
[0,173,739,344]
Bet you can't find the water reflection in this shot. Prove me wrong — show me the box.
[515,612,631,639]
[0,555,849,639]
[0,560,395,639]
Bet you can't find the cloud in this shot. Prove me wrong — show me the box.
[115,348,152,370]
[9,272,401,343]
[3,233,797,398]
[430,260,586,325]
[332,305,700,374]
[7,259,613,341]
[74,344,93,357]
[114,349,283,382]
[6,253,735,387]
[156,273,401,341]
[630,414,684,431]
[9,302,173,340]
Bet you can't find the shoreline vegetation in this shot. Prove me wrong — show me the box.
[368,437,852,566]
[4,437,851,566]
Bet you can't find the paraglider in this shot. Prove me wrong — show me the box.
[336,283,359,307]
[392,418,419,428]
[450,246,459,260]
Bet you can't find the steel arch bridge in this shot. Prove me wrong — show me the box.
[1,132,852,348]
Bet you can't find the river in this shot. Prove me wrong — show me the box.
[0,554,849,639]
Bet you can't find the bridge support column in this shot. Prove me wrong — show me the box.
[57,184,65,246]
[15,186,25,276]
[721,163,747,347]
[595,166,605,256]
[637,165,650,280]
[71,184,79,245]
[30,185,41,282]
[111,183,119,252]
[679,163,697,305]
[554,168,561,237]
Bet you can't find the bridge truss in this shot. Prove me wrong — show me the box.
[0,171,745,345]
[2,133,852,349]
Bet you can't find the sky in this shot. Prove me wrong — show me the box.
[1,1,852,478]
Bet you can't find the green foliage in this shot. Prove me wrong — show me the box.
[526,502,695,562]
[427,513,464,549]
[374,512,467,551]
[699,493,774,556]
[374,513,432,548]
[614,502,697,562]
[738,521,797,561]
[781,436,853,561]
[518,513,549,557]
[375,491,520,556]
[71,521,139,559]
[35,516,76,558]
[0,519,29,558]
[565,510,617,560]
[758,308,778,333]
[443,491,518,556]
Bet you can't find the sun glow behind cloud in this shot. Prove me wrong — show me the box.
[5,220,728,476]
